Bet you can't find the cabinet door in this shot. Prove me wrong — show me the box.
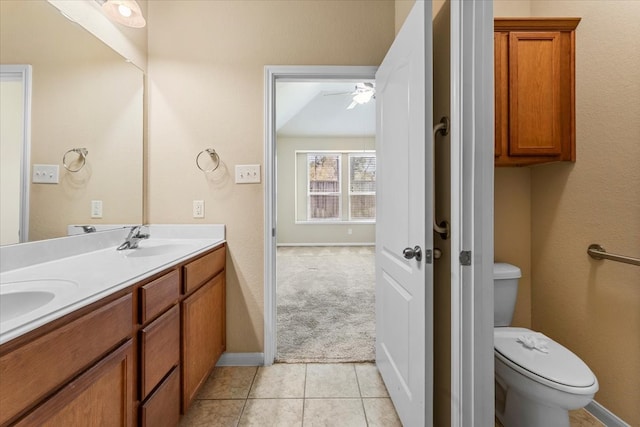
[15,340,134,427]
[181,273,225,412]
[508,31,563,156]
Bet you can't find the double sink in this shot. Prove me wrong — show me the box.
[0,230,224,345]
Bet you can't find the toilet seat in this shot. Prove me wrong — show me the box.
[494,327,598,394]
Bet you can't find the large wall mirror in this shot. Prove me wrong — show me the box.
[0,0,143,244]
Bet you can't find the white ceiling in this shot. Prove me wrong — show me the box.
[276,81,375,137]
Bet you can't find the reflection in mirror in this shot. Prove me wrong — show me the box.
[0,0,143,244]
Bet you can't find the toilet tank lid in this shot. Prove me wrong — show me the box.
[493,263,522,279]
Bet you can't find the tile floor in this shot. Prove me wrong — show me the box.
[495,408,605,427]
[180,362,604,427]
[179,363,401,427]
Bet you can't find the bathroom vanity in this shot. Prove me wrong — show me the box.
[0,226,226,426]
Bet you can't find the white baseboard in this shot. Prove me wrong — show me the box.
[586,401,631,427]
[216,352,264,366]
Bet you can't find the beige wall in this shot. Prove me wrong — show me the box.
[0,0,143,242]
[276,137,375,245]
[528,1,640,424]
[146,0,395,352]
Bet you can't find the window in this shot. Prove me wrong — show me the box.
[349,154,376,220]
[307,154,341,220]
[299,151,376,223]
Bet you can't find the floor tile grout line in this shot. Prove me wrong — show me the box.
[353,364,370,426]
[301,363,308,427]
[235,366,259,426]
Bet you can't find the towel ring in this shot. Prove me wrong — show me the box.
[63,148,88,172]
[196,148,220,172]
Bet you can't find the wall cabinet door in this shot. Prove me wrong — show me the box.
[15,340,134,427]
[494,18,580,166]
[181,272,225,412]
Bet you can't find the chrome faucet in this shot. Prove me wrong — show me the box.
[117,225,150,250]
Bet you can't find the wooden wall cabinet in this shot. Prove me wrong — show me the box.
[494,18,580,166]
[0,244,226,427]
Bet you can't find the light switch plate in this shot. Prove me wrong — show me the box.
[235,164,261,184]
[32,164,59,184]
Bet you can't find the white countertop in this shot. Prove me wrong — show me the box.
[0,225,225,345]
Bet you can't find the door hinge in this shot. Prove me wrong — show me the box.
[459,250,472,266]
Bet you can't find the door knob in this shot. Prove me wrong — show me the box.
[403,246,422,262]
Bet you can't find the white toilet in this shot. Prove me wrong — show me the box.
[493,263,598,427]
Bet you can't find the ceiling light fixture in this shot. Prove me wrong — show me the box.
[99,0,146,28]
[347,82,375,109]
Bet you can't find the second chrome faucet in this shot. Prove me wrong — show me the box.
[117,225,150,250]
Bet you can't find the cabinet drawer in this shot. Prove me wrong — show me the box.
[139,270,180,324]
[140,366,180,427]
[0,294,132,426]
[140,304,180,399]
[183,245,225,294]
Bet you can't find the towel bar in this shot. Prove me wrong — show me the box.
[587,244,640,266]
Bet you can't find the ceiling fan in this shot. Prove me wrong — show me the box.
[324,82,376,109]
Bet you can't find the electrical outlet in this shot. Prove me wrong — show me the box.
[193,200,204,218]
[235,164,261,184]
[91,200,103,218]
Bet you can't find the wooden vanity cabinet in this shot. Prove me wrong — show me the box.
[14,340,134,427]
[181,246,226,413]
[0,243,226,427]
[494,18,580,166]
[0,293,134,426]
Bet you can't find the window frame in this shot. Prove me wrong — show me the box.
[348,153,376,222]
[306,153,342,221]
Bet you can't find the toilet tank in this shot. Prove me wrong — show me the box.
[493,263,522,327]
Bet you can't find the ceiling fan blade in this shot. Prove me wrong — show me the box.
[347,100,358,110]
[323,91,353,96]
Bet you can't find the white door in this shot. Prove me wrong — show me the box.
[0,65,31,245]
[375,2,433,426]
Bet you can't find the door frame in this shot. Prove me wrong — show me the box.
[449,0,494,425]
[263,65,378,365]
[0,64,32,243]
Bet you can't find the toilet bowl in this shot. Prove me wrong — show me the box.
[493,264,598,427]
[494,327,598,427]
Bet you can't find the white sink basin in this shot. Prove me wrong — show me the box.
[122,241,194,258]
[0,280,79,323]
[0,291,55,323]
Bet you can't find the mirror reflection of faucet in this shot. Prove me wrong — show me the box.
[117,225,150,250]
[75,225,96,233]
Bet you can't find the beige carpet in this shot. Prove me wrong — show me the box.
[276,246,375,363]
